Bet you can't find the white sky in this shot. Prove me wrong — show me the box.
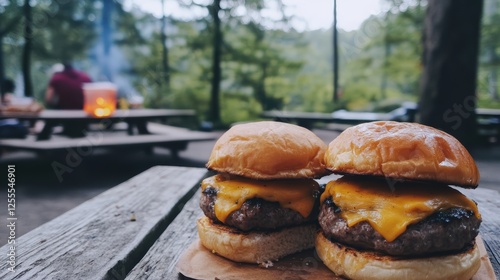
[285,0,382,31]
[126,0,382,32]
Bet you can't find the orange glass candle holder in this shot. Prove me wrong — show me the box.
[83,82,117,117]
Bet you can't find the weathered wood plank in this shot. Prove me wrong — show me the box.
[0,166,207,280]
[0,109,196,121]
[0,132,215,152]
[125,184,204,279]
[462,188,500,278]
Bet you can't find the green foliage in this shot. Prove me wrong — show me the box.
[31,1,97,62]
[0,1,24,80]
[341,4,424,104]
[0,0,97,98]
[220,93,262,124]
[478,0,500,102]
[131,0,306,125]
[287,1,425,115]
[225,25,305,111]
[4,0,500,122]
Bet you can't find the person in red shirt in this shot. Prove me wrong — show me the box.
[45,63,92,109]
[42,63,92,138]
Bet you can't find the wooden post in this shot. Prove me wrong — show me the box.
[22,0,33,97]
[210,0,222,125]
[419,0,484,147]
[161,0,170,91]
[333,0,339,103]
[101,0,113,81]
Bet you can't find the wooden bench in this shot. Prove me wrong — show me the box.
[261,108,413,129]
[0,123,217,159]
[261,111,366,129]
[0,166,498,279]
[0,166,208,279]
[263,108,500,143]
[0,109,201,140]
[477,108,500,142]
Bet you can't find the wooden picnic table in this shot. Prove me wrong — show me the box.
[263,108,500,142]
[0,109,216,157]
[477,108,500,139]
[263,108,500,126]
[0,109,198,139]
[0,166,498,279]
[261,110,375,128]
[0,108,196,121]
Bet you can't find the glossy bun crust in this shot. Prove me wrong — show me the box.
[324,121,479,188]
[207,121,327,179]
[316,232,481,280]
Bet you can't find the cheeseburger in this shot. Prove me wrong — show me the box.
[197,121,327,264]
[316,121,482,280]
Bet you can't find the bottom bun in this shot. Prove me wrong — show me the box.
[197,216,317,264]
[315,232,481,280]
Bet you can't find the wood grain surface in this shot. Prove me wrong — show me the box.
[0,166,207,280]
[1,167,498,279]
[125,189,203,279]
[462,187,500,278]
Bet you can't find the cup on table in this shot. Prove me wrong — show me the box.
[83,82,117,117]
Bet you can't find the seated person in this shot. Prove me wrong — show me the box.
[1,78,15,104]
[44,63,92,138]
[45,62,91,109]
[0,78,28,139]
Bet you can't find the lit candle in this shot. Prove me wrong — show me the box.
[83,82,117,118]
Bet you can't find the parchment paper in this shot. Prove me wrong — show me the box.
[177,236,495,280]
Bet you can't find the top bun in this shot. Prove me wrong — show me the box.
[324,121,479,188]
[207,121,328,179]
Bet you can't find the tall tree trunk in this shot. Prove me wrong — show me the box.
[101,0,113,81]
[257,62,267,109]
[419,0,483,148]
[0,34,5,91]
[22,0,33,97]
[380,39,390,100]
[380,12,391,100]
[332,0,339,103]
[486,0,499,100]
[0,12,22,94]
[209,0,222,125]
[489,67,498,100]
[161,0,170,91]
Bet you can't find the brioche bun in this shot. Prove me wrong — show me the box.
[315,232,480,280]
[207,121,327,179]
[197,216,317,264]
[324,121,479,188]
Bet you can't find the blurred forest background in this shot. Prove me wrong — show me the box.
[0,0,499,127]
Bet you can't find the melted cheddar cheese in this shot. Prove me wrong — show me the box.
[201,174,320,223]
[320,177,480,242]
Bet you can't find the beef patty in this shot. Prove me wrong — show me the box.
[319,197,481,256]
[200,187,318,231]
